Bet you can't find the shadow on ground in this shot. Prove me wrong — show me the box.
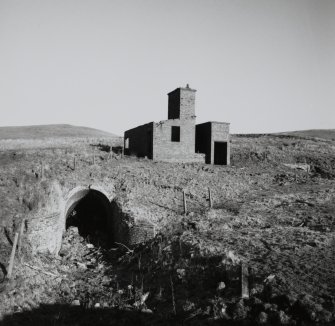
[0,304,253,326]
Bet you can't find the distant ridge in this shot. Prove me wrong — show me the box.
[277,129,335,141]
[0,124,119,140]
[234,129,335,141]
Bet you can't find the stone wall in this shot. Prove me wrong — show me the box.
[152,118,204,163]
[168,87,197,120]
[28,211,64,255]
[180,87,196,120]
[211,122,230,165]
[124,122,153,159]
[27,181,65,255]
[27,183,156,255]
[129,220,156,245]
[168,88,181,119]
[123,86,231,164]
[195,122,230,165]
[195,122,212,164]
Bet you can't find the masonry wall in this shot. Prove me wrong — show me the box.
[129,223,156,245]
[211,122,230,165]
[168,89,181,119]
[124,122,153,159]
[152,118,204,163]
[123,86,232,164]
[168,87,196,120]
[154,86,204,162]
[195,122,212,164]
[27,181,65,255]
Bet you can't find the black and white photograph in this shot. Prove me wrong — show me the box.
[0,0,334,325]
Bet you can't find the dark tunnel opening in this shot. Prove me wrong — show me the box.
[65,189,113,249]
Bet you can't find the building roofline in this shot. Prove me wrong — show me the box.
[124,121,154,133]
[197,121,230,126]
[167,86,197,95]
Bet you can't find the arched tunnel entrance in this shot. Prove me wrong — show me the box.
[64,188,114,249]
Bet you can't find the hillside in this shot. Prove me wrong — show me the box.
[277,129,335,141]
[0,133,334,325]
[0,124,119,140]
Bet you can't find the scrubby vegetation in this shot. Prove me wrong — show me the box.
[0,132,334,325]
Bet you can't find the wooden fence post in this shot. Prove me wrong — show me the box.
[241,263,249,299]
[183,190,187,215]
[7,232,19,279]
[40,161,44,179]
[18,219,25,256]
[208,188,212,208]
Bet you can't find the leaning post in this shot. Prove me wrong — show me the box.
[7,232,19,279]
[183,190,187,215]
[18,219,25,256]
[208,188,213,208]
[241,262,249,299]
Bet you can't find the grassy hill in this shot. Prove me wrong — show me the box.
[278,129,335,141]
[0,124,119,140]
[0,128,334,324]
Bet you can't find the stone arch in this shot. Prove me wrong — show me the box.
[63,185,114,248]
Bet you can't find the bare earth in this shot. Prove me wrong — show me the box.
[0,131,334,325]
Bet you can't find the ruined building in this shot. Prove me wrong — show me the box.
[124,85,230,165]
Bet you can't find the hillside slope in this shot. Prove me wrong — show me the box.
[278,129,335,140]
[0,124,119,140]
[0,134,334,324]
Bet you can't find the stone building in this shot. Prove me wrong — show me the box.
[124,85,230,165]
[196,122,230,165]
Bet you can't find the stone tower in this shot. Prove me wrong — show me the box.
[168,84,197,120]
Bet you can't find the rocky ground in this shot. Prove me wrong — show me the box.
[0,134,334,325]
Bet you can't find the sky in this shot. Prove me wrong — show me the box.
[0,0,334,136]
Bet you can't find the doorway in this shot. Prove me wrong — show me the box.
[214,141,227,165]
